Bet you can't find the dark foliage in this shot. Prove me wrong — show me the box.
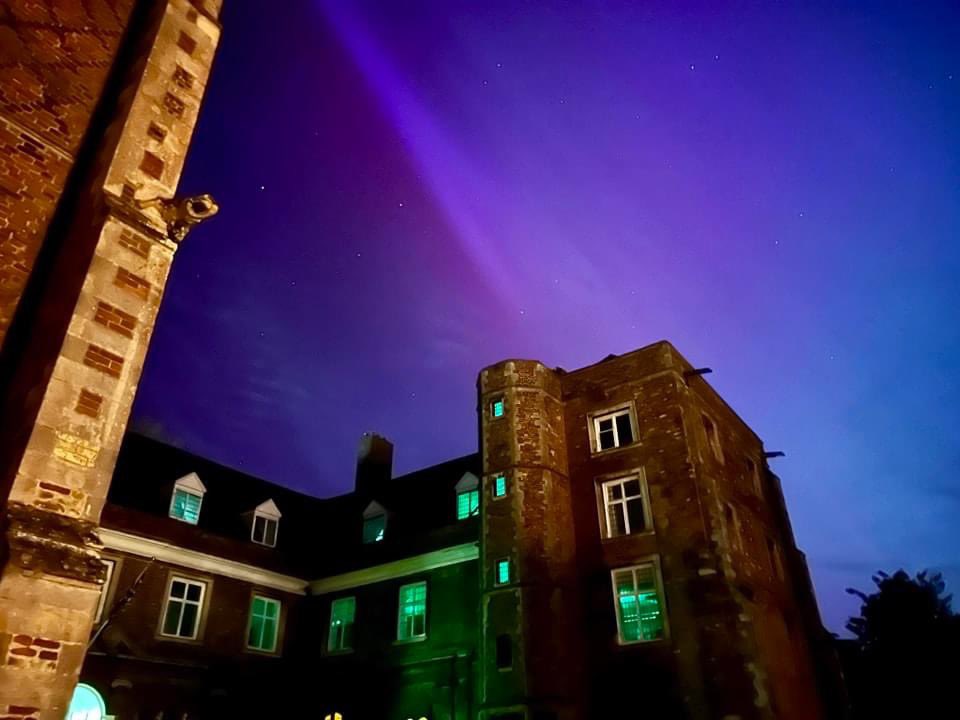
[842,570,960,718]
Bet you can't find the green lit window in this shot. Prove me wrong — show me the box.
[493,475,507,498]
[327,596,355,652]
[247,595,281,652]
[496,558,510,585]
[397,581,427,641]
[363,513,386,543]
[160,576,205,639]
[491,398,505,418]
[169,488,202,524]
[612,564,666,643]
[457,490,480,520]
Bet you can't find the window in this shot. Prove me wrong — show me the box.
[362,501,386,543]
[397,581,427,641]
[168,472,206,524]
[493,474,507,498]
[496,634,512,669]
[767,537,784,579]
[363,514,386,543]
[455,472,480,520]
[725,503,742,551]
[247,595,281,652]
[702,415,723,462]
[253,514,278,546]
[612,564,666,643]
[328,596,356,652]
[457,489,479,519]
[491,397,505,418]
[592,407,635,452]
[161,577,206,639]
[251,499,281,547]
[496,558,511,585]
[600,474,650,538]
[94,558,116,623]
[324,713,343,720]
[746,457,762,495]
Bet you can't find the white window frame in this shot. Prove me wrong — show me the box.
[159,575,207,640]
[396,581,428,642]
[251,499,281,547]
[94,558,117,623]
[327,595,356,653]
[246,594,281,653]
[589,405,637,453]
[611,558,669,645]
[598,471,653,539]
[168,472,206,525]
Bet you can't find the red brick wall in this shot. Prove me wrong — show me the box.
[0,0,137,346]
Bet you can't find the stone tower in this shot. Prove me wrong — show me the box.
[0,1,223,717]
[478,360,583,719]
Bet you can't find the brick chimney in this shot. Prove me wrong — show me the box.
[355,433,393,495]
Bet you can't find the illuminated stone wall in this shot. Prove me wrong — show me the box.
[0,2,223,717]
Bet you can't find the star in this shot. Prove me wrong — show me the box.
[259,185,265,191]
[689,64,695,71]
[398,202,405,208]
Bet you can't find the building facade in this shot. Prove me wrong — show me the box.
[81,342,843,719]
[0,1,223,717]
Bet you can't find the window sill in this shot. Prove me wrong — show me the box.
[601,529,656,544]
[156,633,203,645]
[324,648,355,657]
[393,636,428,646]
[615,636,669,649]
[244,646,281,657]
[589,442,640,459]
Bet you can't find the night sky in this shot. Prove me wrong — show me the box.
[132,1,959,632]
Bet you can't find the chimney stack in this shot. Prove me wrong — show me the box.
[355,433,393,495]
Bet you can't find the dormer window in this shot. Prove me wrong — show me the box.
[454,472,480,520]
[362,501,386,543]
[251,499,281,547]
[169,473,206,524]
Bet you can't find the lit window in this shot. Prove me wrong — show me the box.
[397,581,427,641]
[324,713,343,720]
[491,398,505,418]
[493,474,507,498]
[363,513,386,543]
[702,415,723,462]
[328,596,356,652]
[495,558,510,586]
[457,489,480,520]
[168,472,206,524]
[612,564,666,643]
[247,595,281,652]
[251,499,281,547]
[160,576,206,639]
[94,558,116,623]
[600,475,650,538]
[592,408,635,452]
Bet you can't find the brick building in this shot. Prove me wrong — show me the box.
[82,342,844,719]
[0,1,223,717]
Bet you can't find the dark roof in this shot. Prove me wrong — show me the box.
[104,433,481,578]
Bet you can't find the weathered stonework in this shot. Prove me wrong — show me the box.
[0,2,223,717]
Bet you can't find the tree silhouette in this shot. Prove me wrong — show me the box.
[842,570,960,718]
